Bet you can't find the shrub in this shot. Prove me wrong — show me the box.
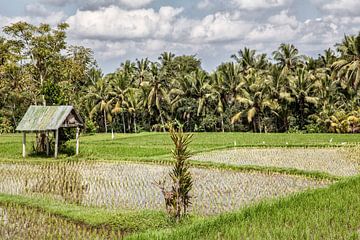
[155,126,193,221]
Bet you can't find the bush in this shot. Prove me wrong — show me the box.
[84,118,97,134]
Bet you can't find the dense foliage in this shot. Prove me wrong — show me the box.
[1,21,360,133]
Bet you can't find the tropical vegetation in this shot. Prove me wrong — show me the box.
[1,21,360,134]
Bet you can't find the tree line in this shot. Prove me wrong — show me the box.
[1,21,360,134]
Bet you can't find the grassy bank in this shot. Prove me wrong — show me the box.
[1,132,359,161]
[0,193,182,234]
[128,175,360,239]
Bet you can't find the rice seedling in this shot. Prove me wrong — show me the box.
[0,162,329,215]
[191,148,359,176]
[0,202,123,239]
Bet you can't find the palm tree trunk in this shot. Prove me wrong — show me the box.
[160,112,166,132]
[133,114,137,133]
[128,114,131,133]
[103,109,108,133]
[220,114,224,132]
[122,112,126,133]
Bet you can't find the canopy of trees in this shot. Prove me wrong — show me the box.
[1,22,360,134]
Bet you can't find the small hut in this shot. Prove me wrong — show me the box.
[16,105,84,158]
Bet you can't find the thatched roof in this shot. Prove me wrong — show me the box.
[16,106,83,132]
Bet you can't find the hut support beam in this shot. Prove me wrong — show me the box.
[46,131,49,156]
[54,129,59,158]
[76,127,79,155]
[22,132,26,158]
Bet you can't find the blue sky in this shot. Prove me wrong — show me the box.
[1,0,359,73]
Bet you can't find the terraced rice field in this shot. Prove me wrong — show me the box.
[0,162,329,215]
[191,148,360,176]
[0,133,359,239]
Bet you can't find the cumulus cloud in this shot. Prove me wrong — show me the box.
[197,0,212,9]
[40,0,154,9]
[39,0,70,6]
[189,12,252,42]
[322,0,360,15]
[2,0,359,71]
[25,3,49,16]
[231,0,291,10]
[67,6,183,40]
[118,0,154,8]
[268,10,298,28]
[311,0,360,15]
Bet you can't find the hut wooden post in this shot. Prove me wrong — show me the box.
[76,127,79,155]
[46,131,50,156]
[22,132,26,158]
[54,129,59,158]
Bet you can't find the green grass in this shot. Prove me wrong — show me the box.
[0,193,187,234]
[127,175,360,240]
[1,132,360,161]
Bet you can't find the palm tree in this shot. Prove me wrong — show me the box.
[210,72,227,132]
[125,88,143,133]
[134,58,150,86]
[267,66,294,131]
[216,62,242,106]
[232,71,278,132]
[87,78,112,133]
[159,52,175,67]
[289,68,319,129]
[273,43,302,76]
[231,47,268,72]
[143,62,170,132]
[186,69,212,117]
[332,32,360,93]
[109,72,130,133]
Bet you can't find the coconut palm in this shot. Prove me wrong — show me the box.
[332,32,360,93]
[210,72,228,132]
[273,43,302,76]
[232,71,278,132]
[216,62,242,106]
[109,72,130,133]
[125,88,143,133]
[186,69,213,117]
[134,58,150,86]
[87,78,113,133]
[289,68,319,129]
[143,63,171,132]
[231,47,268,72]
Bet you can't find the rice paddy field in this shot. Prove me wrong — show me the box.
[0,132,360,239]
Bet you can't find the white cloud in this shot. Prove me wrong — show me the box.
[268,10,298,28]
[189,12,252,42]
[197,0,212,9]
[247,24,298,42]
[231,0,291,10]
[311,0,360,15]
[40,0,154,9]
[67,6,183,40]
[117,0,153,8]
[40,0,70,6]
[25,3,51,17]
[322,0,360,14]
